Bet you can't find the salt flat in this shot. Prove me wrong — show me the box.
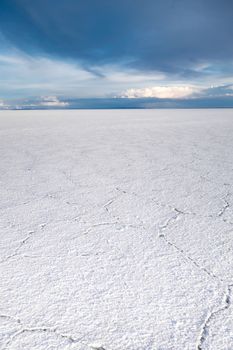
[0,109,233,350]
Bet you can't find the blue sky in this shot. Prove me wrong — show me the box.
[0,0,233,108]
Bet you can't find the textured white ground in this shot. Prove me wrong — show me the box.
[0,109,233,350]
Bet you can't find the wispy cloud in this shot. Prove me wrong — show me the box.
[0,49,170,99]
[0,51,95,98]
[0,41,232,105]
[1,0,233,78]
[93,64,166,83]
[0,1,232,107]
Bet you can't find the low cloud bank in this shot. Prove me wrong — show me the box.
[0,100,9,109]
[120,86,201,99]
[40,96,69,107]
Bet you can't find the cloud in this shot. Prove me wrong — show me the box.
[0,99,9,109]
[40,96,69,107]
[0,0,233,79]
[0,50,170,99]
[120,86,201,99]
[2,82,233,109]
[0,51,97,98]
[94,65,166,83]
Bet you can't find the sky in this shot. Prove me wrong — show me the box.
[0,0,233,108]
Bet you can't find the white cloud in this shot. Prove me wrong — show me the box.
[40,96,69,107]
[0,99,9,109]
[120,86,201,99]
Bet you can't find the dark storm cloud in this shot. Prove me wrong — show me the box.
[0,0,233,76]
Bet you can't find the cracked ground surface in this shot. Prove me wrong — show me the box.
[0,109,233,349]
